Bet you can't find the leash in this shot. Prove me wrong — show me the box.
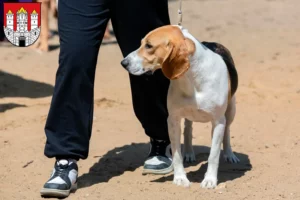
[177,0,183,26]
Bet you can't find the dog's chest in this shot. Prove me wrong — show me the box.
[168,77,213,123]
[179,106,211,123]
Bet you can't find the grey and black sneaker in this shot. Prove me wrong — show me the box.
[142,139,173,175]
[40,159,78,198]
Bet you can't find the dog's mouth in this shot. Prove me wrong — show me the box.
[144,70,153,76]
[128,67,153,76]
[138,68,153,76]
[143,66,161,76]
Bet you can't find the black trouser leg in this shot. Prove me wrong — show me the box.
[44,0,110,160]
[111,0,171,142]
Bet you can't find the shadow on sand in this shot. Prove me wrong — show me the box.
[0,103,26,113]
[0,70,54,112]
[0,70,54,99]
[77,142,252,189]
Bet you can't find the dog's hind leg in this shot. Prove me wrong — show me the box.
[223,96,240,163]
[183,119,195,163]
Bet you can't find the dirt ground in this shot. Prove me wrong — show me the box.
[1,0,300,199]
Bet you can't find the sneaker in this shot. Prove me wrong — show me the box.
[142,139,173,175]
[40,159,78,198]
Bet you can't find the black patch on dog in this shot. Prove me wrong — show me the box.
[201,41,238,97]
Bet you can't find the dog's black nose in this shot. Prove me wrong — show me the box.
[121,59,129,68]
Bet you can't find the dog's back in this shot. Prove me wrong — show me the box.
[201,42,238,97]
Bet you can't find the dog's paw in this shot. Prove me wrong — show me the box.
[200,176,217,189]
[223,151,240,163]
[184,152,196,163]
[173,175,191,187]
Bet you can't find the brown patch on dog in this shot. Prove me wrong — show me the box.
[137,25,195,79]
[185,38,196,56]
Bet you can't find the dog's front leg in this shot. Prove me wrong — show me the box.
[201,116,226,189]
[168,116,191,187]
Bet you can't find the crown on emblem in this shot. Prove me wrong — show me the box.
[17,7,27,14]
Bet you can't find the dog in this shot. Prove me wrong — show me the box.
[121,25,240,189]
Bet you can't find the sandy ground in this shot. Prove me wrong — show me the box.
[1,0,300,199]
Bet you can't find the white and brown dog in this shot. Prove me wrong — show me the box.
[121,25,240,189]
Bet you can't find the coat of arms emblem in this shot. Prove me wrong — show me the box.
[3,3,41,47]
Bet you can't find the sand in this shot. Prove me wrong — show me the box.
[1,0,300,199]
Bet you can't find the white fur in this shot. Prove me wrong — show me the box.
[124,50,146,75]
[125,26,239,189]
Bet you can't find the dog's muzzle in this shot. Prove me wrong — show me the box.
[121,54,152,76]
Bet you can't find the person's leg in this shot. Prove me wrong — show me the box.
[111,0,172,174]
[41,0,110,197]
[50,0,57,18]
[32,0,50,52]
[102,20,116,44]
[0,2,4,41]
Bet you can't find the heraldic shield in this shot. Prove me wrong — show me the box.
[3,2,41,47]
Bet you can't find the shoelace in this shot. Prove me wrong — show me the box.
[149,139,169,157]
[53,163,69,178]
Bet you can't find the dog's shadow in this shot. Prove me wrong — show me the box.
[151,145,252,184]
[77,143,251,189]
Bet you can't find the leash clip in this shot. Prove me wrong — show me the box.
[177,0,183,26]
[178,10,182,26]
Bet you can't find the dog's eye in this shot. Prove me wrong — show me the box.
[145,43,153,49]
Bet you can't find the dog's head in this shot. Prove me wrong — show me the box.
[121,25,195,80]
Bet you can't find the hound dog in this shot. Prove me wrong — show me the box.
[121,25,240,189]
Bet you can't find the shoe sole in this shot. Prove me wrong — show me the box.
[142,164,173,175]
[40,183,77,198]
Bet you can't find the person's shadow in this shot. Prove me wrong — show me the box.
[78,143,148,188]
[77,143,252,189]
[0,70,54,112]
[0,70,53,99]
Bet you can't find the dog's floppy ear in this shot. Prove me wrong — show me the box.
[161,39,190,80]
